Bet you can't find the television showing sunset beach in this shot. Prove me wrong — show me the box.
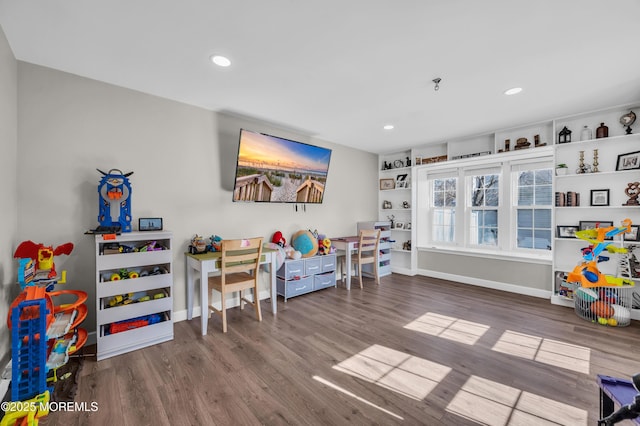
[232,129,332,203]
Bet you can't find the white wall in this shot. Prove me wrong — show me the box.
[16,62,379,337]
[0,25,18,365]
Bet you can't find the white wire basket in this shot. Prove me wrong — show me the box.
[574,285,633,327]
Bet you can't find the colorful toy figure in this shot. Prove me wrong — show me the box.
[14,240,74,288]
[189,235,208,254]
[209,235,223,252]
[97,168,133,232]
[567,219,634,288]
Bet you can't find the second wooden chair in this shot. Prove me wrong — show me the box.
[341,229,381,288]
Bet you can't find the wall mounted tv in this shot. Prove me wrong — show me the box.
[232,129,332,203]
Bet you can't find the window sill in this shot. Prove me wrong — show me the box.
[417,245,552,265]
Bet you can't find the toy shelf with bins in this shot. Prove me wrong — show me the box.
[94,231,173,360]
[357,221,392,278]
[276,254,336,302]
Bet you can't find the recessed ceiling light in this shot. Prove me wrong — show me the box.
[383,124,394,130]
[504,87,523,95]
[211,55,231,67]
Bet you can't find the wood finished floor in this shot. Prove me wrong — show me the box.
[44,274,640,426]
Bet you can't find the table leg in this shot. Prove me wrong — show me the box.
[270,254,277,314]
[186,259,194,321]
[345,244,353,290]
[200,268,208,335]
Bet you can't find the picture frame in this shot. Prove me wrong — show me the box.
[590,189,610,206]
[415,157,422,166]
[624,225,640,241]
[395,181,406,188]
[557,225,578,238]
[395,222,405,229]
[380,178,395,190]
[139,217,163,231]
[579,220,614,232]
[616,151,640,171]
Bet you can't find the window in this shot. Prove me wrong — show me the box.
[469,174,499,247]
[514,168,552,250]
[416,151,553,259]
[432,177,457,243]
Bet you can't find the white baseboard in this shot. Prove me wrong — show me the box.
[416,268,552,299]
[390,266,417,276]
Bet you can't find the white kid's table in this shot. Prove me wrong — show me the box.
[185,249,277,335]
[329,236,359,291]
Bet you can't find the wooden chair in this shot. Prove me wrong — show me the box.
[341,229,381,288]
[207,237,263,333]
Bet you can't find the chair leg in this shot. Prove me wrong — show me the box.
[254,286,262,322]
[374,261,380,285]
[221,292,227,333]
[357,264,363,289]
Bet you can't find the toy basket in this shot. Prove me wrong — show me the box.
[574,285,633,327]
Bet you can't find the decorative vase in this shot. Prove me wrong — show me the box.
[596,122,608,139]
[580,125,593,141]
[556,167,568,176]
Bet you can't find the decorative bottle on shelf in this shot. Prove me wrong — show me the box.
[580,125,593,141]
[596,122,608,139]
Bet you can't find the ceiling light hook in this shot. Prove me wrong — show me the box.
[433,78,441,91]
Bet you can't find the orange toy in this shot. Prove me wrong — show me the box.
[14,240,74,280]
[590,301,614,318]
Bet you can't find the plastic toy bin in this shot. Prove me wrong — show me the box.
[574,285,633,327]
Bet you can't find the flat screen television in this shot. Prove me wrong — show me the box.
[232,129,332,203]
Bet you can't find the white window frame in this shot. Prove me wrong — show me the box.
[422,169,459,248]
[510,160,554,253]
[416,150,553,261]
[465,167,502,249]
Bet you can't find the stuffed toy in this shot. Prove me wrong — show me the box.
[209,235,223,252]
[316,233,332,255]
[291,230,318,258]
[271,231,286,247]
[264,242,286,270]
[284,245,302,260]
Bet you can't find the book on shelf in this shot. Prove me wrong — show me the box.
[555,192,566,207]
[566,191,580,207]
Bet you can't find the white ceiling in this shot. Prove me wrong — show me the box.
[1,0,639,154]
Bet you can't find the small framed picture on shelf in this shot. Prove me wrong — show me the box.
[579,220,613,230]
[590,189,610,206]
[616,151,640,171]
[415,157,422,166]
[624,225,640,241]
[395,222,405,229]
[557,225,578,238]
[380,178,395,190]
[396,173,408,189]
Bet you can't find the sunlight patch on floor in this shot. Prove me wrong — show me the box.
[333,344,451,400]
[446,375,588,426]
[312,376,404,420]
[492,330,591,374]
[403,312,490,345]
